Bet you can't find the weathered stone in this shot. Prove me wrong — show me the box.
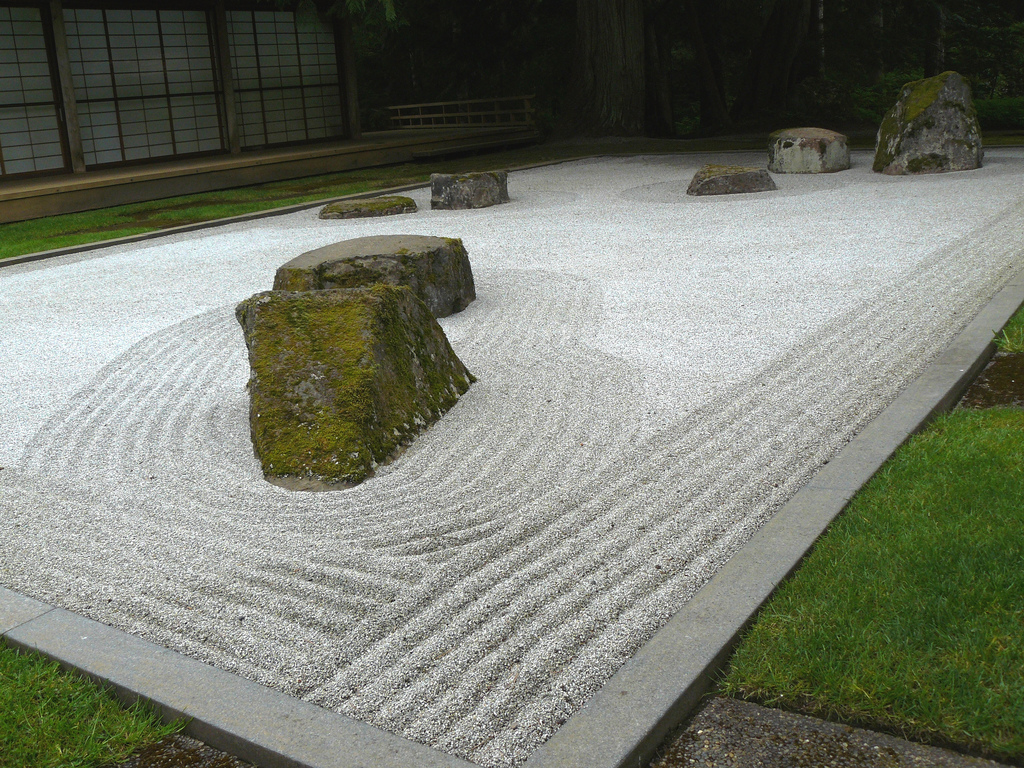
[768,127,850,173]
[873,71,983,175]
[686,165,778,196]
[319,196,417,220]
[235,285,474,490]
[430,171,509,209]
[273,234,475,319]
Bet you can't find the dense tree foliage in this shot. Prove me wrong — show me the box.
[334,0,1024,137]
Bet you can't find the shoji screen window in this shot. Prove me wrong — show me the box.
[0,5,66,176]
[227,9,343,149]
[64,6,225,166]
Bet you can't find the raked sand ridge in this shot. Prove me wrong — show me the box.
[2,151,1024,767]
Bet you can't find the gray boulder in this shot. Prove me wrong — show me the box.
[687,164,777,196]
[319,196,417,219]
[273,234,475,319]
[768,128,850,173]
[874,71,983,175]
[431,171,509,209]
[235,285,474,490]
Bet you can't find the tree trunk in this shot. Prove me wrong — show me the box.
[923,2,946,77]
[732,0,812,121]
[644,2,674,136]
[565,0,646,136]
[684,0,731,133]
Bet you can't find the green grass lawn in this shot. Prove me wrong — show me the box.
[0,137,718,262]
[721,402,1024,761]
[0,642,180,768]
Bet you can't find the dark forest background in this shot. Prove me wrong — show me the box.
[336,0,1024,138]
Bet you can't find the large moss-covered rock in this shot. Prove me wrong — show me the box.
[768,127,850,173]
[873,71,983,175]
[319,196,417,220]
[430,171,509,209]
[235,285,474,490]
[687,164,777,196]
[273,235,475,319]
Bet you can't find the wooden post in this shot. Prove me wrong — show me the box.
[213,0,240,154]
[336,14,361,139]
[48,0,85,173]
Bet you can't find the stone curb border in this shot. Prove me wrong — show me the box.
[524,262,1024,768]
[0,590,477,768]
[2,264,1021,768]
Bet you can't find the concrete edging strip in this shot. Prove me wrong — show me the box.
[0,587,477,768]
[524,263,1024,768]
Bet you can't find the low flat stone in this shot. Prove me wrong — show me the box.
[319,196,417,220]
[235,285,474,490]
[768,127,850,173]
[273,234,475,319]
[874,70,983,175]
[431,171,509,209]
[687,164,777,196]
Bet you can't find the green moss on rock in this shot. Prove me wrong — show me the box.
[273,235,476,319]
[874,71,983,174]
[319,196,417,220]
[235,285,474,490]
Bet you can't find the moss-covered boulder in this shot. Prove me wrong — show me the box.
[873,71,983,175]
[686,164,777,196]
[768,127,850,173]
[273,235,475,319]
[430,171,509,209]
[235,285,474,490]
[318,196,417,220]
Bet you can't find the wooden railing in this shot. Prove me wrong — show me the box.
[388,96,535,129]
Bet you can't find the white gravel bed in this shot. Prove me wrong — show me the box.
[2,150,1023,767]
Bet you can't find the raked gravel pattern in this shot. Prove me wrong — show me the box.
[2,151,1024,767]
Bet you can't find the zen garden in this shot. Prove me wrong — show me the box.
[1,2,1023,768]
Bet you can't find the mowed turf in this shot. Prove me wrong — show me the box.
[722,403,1024,762]
[0,642,180,768]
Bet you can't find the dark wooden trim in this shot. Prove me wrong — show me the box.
[335,14,360,139]
[212,0,239,153]
[46,0,84,171]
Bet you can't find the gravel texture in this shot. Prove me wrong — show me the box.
[651,697,1012,768]
[2,151,1023,768]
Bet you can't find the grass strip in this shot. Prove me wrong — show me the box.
[0,642,181,768]
[721,406,1024,761]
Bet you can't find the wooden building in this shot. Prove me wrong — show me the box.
[0,0,360,179]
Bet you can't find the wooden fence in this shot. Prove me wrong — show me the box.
[388,96,535,129]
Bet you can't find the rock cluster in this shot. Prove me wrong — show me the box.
[768,128,850,173]
[236,286,474,490]
[687,165,777,196]
[874,71,983,175]
[431,171,509,209]
[318,196,417,219]
[237,235,476,490]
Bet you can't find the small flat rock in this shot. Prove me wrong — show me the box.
[318,196,417,219]
[768,127,851,173]
[874,70,984,175]
[687,164,777,196]
[273,234,475,318]
[431,171,509,209]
